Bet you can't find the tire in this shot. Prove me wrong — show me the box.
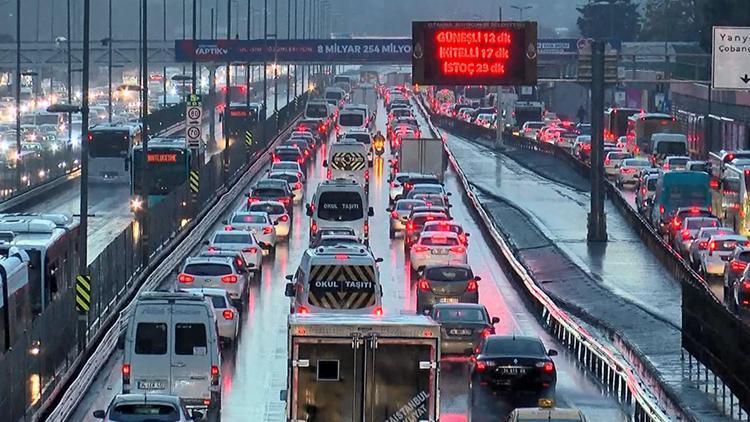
[255,268,263,283]
[270,245,277,258]
[389,226,395,239]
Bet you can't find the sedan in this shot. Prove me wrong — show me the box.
[729,267,750,312]
[182,287,239,346]
[430,303,499,356]
[421,220,469,246]
[673,216,719,257]
[247,200,291,238]
[662,156,690,171]
[269,161,305,183]
[207,229,263,278]
[94,394,202,422]
[410,232,467,276]
[387,199,426,238]
[615,158,651,188]
[417,264,479,313]
[701,234,749,278]
[225,211,278,255]
[604,151,633,177]
[689,227,736,270]
[267,170,305,203]
[470,336,558,402]
[723,247,750,306]
[405,211,452,248]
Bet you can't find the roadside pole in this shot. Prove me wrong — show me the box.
[186,94,203,217]
[587,40,607,241]
[495,85,504,150]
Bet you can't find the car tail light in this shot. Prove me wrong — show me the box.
[391,211,399,219]
[673,218,682,229]
[405,183,413,190]
[466,279,478,292]
[365,169,369,181]
[177,273,195,283]
[243,247,258,254]
[664,163,670,170]
[373,306,383,316]
[538,361,555,373]
[222,309,234,320]
[297,305,309,314]
[211,365,220,385]
[406,221,414,231]
[311,221,318,233]
[294,182,302,190]
[742,281,750,290]
[278,214,289,222]
[224,225,233,231]
[326,168,331,180]
[698,241,708,250]
[263,226,273,234]
[247,196,260,204]
[221,274,238,284]
[604,158,610,165]
[279,197,290,205]
[412,245,429,253]
[709,241,717,251]
[681,230,692,240]
[364,222,369,237]
[122,363,131,383]
[297,157,304,164]
[304,149,310,157]
[475,360,487,372]
[450,245,466,254]
[660,205,665,215]
[731,260,748,272]
[418,279,431,292]
[480,328,492,338]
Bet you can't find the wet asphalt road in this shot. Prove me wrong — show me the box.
[67,100,626,421]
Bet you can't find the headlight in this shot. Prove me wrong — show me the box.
[50,143,59,152]
[130,197,143,211]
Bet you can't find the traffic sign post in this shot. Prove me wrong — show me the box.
[186,94,203,151]
[712,26,750,90]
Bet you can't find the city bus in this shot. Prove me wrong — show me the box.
[225,102,261,140]
[626,113,679,155]
[712,164,750,236]
[88,123,142,185]
[131,137,191,209]
[604,108,640,142]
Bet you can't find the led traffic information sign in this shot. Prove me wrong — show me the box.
[412,21,538,86]
[147,153,179,163]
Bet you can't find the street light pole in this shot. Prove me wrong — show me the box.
[192,0,197,92]
[67,0,72,148]
[223,0,231,182]
[286,0,291,108]
[263,0,268,120]
[15,0,20,191]
[246,0,251,106]
[273,0,279,114]
[108,0,113,123]
[301,0,306,93]
[141,0,150,265]
[163,0,167,107]
[293,0,298,97]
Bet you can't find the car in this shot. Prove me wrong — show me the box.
[674,216,720,257]
[475,113,496,129]
[668,206,714,243]
[404,210,452,249]
[247,179,294,213]
[405,183,451,204]
[401,174,442,198]
[700,234,749,278]
[247,200,291,238]
[389,172,415,203]
[290,130,317,148]
[686,160,709,173]
[615,135,628,151]
[728,266,750,312]
[206,229,263,279]
[387,199,426,238]
[409,231,467,277]
[470,335,558,402]
[267,170,305,203]
[572,135,591,160]
[723,246,750,305]
[411,193,449,208]
[430,303,498,356]
[309,227,358,248]
[314,234,362,248]
[604,150,633,177]
[521,121,545,140]
[615,158,652,188]
[421,220,469,246]
[417,265,480,314]
[177,254,251,308]
[308,178,373,244]
[181,288,240,346]
[283,138,312,160]
[271,145,305,166]
[224,211,278,255]
[93,393,203,422]
[507,399,588,422]
[269,161,305,183]
[662,155,691,171]
[689,226,736,269]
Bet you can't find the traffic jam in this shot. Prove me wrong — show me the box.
[75,73,619,422]
[432,91,750,317]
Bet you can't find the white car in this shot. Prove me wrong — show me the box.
[177,255,251,308]
[247,200,291,238]
[268,170,305,203]
[521,121,545,140]
[182,288,240,346]
[93,394,203,422]
[662,156,690,171]
[409,231,468,275]
[615,158,652,187]
[225,211,278,255]
[604,150,633,177]
[701,234,748,277]
[389,172,414,202]
[207,229,263,277]
[269,161,305,183]
[387,199,426,238]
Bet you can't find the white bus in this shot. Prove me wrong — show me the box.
[88,122,141,184]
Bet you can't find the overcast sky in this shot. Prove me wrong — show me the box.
[0,0,584,42]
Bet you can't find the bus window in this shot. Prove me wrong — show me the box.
[89,130,130,158]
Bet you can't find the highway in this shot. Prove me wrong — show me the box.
[67,99,627,421]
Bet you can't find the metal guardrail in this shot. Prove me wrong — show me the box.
[414,96,670,422]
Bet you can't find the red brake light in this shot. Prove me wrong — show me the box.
[673,218,682,229]
[222,309,234,320]
[335,254,349,260]
[690,207,699,213]
[709,241,717,251]
[698,241,708,250]
[294,182,302,190]
[604,158,610,165]
[211,365,219,385]
[373,306,383,316]
[475,361,487,372]
[224,225,233,231]
[466,279,478,292]
[243,247,258,254]
[278,215,289,222]
[731,260,748,272]
[541,361,555,373]
[450,245,466,254]
[122,363,131,377]
[297,305,309,314]
[177,273,195,283]
[412,245,429,253]
[418,279,431,292]
[297,157,304,164]
[742,281,750,290]
[681,230,692,240]
[247,197,260,204]
[221,274,238,284]
[406,221,414,231]
[263,226,273,235]
[660,205,665,215]
[391,211,399,219]
[279,197,290,205]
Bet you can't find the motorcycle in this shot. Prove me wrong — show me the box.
[373,137,385,156]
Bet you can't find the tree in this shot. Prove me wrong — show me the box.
[697,0,750,51]
[640,0,698,42]
[577,0,641,41]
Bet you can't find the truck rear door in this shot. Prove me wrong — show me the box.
[364,337,439,422]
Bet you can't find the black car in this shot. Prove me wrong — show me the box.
[470,335,557,399]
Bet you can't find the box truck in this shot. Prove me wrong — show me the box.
[399,137,446,181]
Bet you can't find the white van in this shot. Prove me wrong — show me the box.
[337,109,367,138]
[122,291,222,420]
[651,133,688,164]
[304,100,330,121]
[324,87,346,107]
[307,179,374,245]
[284,244,383,315]
[324,140,370,189]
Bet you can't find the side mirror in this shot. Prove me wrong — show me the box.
[474,276,482,281]
[322,160,328,167]
[92,410,106,419]
[385,207,392,212]
[306,204,313,217]
[465,233,471,237]
[285,274,294,281]
[375,257,384,263]
[284,283,296,297]
[491,316,500,325]
[368,207,374,217]
[548,349,558,357]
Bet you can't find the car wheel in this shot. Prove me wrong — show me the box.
[389,226,395,239]
[270,245,277,258]
[255,268,263,283]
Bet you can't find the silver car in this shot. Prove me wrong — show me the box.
[94,394,202,421]
[247,200,291,238]
[177,255,251,309]
[700,234,748,278]
[673,216,720,257]
[615,158,651,188]
[387,199,426,238]
[268,170,305,203]
[181,288,239,346]
[689,227,736,270]
[207,229,263,278]
[225,211,278,255]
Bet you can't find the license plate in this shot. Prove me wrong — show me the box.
[138,380,166,390]
[440,297,459,303]
[498,367,527,375]
[431,249,449,255]
[449,328,471,335]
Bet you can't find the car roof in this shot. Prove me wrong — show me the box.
[708,234,746,241]
[180,287,231,298]
[211,229,254,237]
[232,210,269,218]
[420,231,459,239]
[185,255,235,265]
[512,407,584,419]
[432,302,485,311]
[111,393,182,405]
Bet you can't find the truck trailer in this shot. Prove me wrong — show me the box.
[398,137,446,182]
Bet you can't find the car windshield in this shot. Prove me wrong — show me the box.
[253,188,286,198]
[249,203,286,214]
[609,152,631,160]
[344,133,371,144]
[685,219,718,230]
[700,229,732,239]
[273,162,299,171]
[317,191,364,221]
[668,158,689,166]
[397,200,425,211]
[306,103,329,118]
[213,233,253,244]
[433,308,485,322]
[484,338,546,356]
[109,403,180,421]
[624,159,650,167]
[420,236,459,246]
[184,263,233,276]
[424,224,461,234]
[269,173,299,183]
[657,142,687,155]
[425,266,472,281]
[232,214,267,224]
[339,113,364,126]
